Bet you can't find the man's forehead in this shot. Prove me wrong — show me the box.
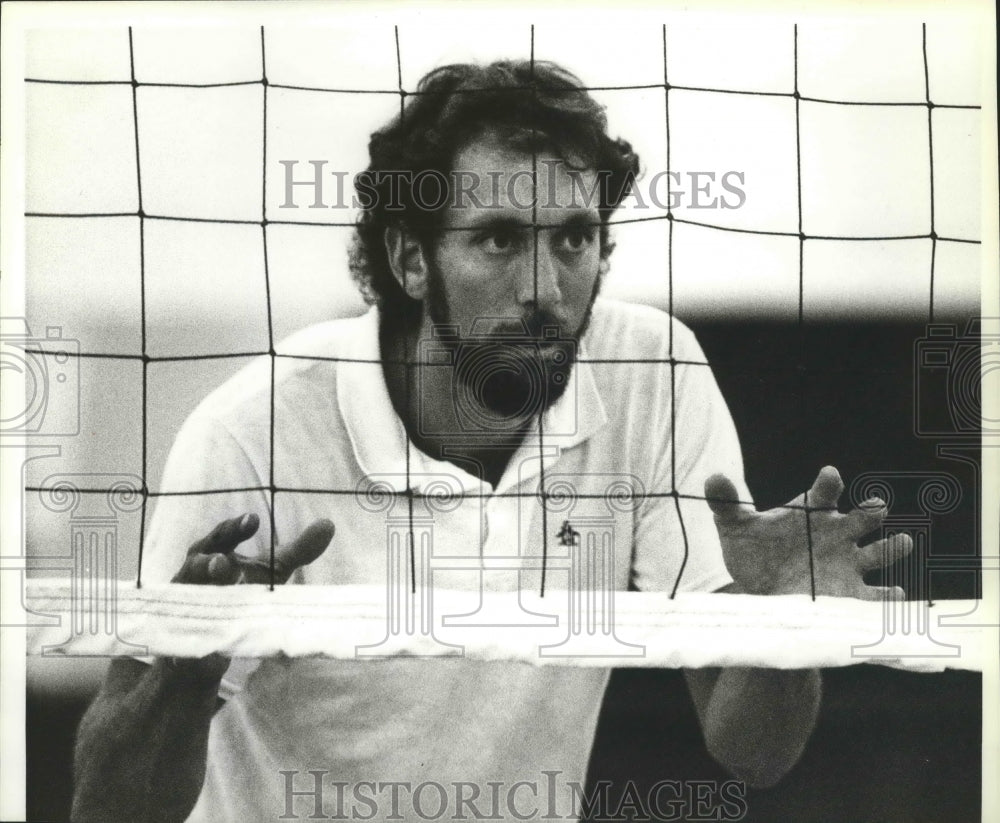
[444,135,601,225]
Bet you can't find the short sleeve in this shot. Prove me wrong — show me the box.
[142,414,271,584]
[631,322,751,594]
[140,413,271,696]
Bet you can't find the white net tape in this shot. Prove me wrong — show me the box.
[23,579,985,672]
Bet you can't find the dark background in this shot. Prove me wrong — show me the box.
[586,319,984,823]
[27,319,985,822]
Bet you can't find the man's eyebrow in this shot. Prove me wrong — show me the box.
[455,214,533,232]
[449,209,602,233]
[555,211,602,230]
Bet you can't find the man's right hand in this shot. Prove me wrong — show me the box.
[73,512,334,823]
[166,513,336,680]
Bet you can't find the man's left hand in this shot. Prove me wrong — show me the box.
[705,466,912,599]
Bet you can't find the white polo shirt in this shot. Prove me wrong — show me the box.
[143,298,748,823]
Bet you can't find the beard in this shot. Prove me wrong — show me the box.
[424,259,602,426]
[450,319,575,422]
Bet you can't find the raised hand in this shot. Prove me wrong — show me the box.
[704,466,912,600]
[172,513,334,587]
[168,513,335,677]
[72,515,335,823]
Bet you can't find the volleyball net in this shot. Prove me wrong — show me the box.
[6,18,992,671]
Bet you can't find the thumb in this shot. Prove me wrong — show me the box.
[274,519,336,575]
[238,519,336,584]
[704,473,751,523]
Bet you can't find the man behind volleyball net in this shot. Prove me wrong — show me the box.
[60,57,938,823]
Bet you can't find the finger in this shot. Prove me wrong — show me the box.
[182,552,242,585]
[704,474,753,524]
[207,553,242,585]
[806,466,844,512]
[241,519,336,585]
[842,497,889,540]
[856,585,906,603]
[855,532,913,572]
[187,512,260,558]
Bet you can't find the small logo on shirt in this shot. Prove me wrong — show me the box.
[556,520,580,548]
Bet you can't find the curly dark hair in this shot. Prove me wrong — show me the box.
[348,59,641,326]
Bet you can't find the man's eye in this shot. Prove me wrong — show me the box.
[557,227,595,252]
[481,231,519,254]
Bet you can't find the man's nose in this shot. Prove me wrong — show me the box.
[515,238,562,309]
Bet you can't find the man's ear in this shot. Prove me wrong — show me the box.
[384,225,430,301]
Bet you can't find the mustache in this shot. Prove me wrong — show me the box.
[473,310,570,340]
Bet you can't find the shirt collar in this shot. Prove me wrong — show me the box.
[337,307,608,494]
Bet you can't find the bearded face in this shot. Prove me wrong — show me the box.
[406,136,605,433]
